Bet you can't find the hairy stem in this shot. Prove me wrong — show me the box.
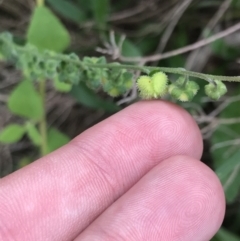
[53,54,240,82]
[39,80,48,156]
[3,36,240,83]
[83,63,240,82]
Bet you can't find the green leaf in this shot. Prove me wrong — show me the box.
[27,6,70,52]
[18,157,32,168]
[8,80,44,120]
[211,88,240,203]
[0,51,5,61]
[25,122,41,146]
[232,0,240,8]
[47,0,86,23]
[136,37,159,55]
[53,77,72,92]
[213,228,240,241]
[0,124,26,144]
[70,82,121,112]
[216,150,240,181]
[47,127,70,153]
[90,0,110,28]
[210,39,240,60]
[215,150,240,203]
[76,0,92,11]
[121,39,142,57]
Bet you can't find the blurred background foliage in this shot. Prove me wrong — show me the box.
[1,0,240,239]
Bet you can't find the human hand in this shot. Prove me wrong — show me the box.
[0,101,225,241]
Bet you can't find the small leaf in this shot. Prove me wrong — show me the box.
[25,122,41,146]
[90,0,109,28]
[47,0,86,23]
[215,228,240,241]
[215,150,240,203]
[53,77,72,92]
[216,151,240,181]
[70,83,121,112]
[8,80,44,120]
[122,38,142,57]
[27,6,70,52]
[0,124,26,144]
[211,86,240,203]
[211,39,240,60]
[47,128,70,153]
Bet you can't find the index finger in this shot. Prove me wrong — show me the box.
[0,101,203,241]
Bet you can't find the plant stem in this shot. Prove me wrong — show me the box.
[39,80,48,156]
[36,0,44,6]
[82,63,240,82]
[7,41,240,82]
[55,53,240,82]
[3,36,240,83]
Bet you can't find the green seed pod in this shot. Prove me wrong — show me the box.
[107,87,122,97]
[175,77,199,93]
[83,56,100,64]
[117,72,133,90]
[137,72,168,99]
[87,68,108,91]
[44,59,59,79]
[169,86,195,102]
[123,79,133,89]
[151,72,168,95]
[205,80,227,100]
[57,60,82,85]
[168,77,199,102]
[102,71,133,97]
[137,75,154,99]
[187,80,199,95]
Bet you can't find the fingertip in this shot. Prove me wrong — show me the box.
[160,155,226,237]
[0,101,204,241]
[115,100,203,160]
[73,100,203,162]
[74,155,225,241]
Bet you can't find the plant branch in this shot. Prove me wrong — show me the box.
[81,63,240,82]
[2,31,240,83]
[185,0,232,71]
[119,21,240,63]
[154,0,193,55]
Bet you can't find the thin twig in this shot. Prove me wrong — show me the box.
[109,3,146,21]
[185,0,232,70]
[120,22,240,63]
[212,139,240,151]
[207,0,232,31]
[154,0,193,54]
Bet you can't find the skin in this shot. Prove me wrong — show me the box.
[0,101,225,241]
